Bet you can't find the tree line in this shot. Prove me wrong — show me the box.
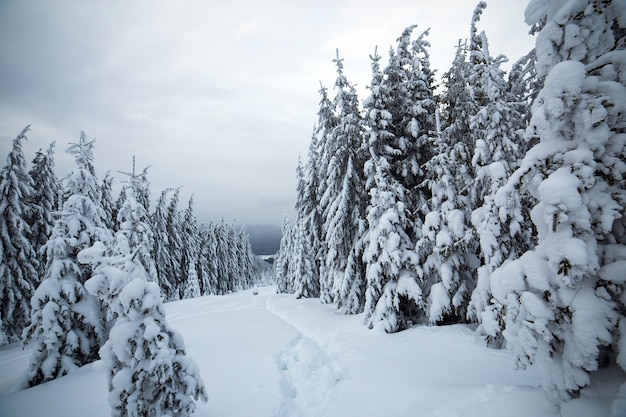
[275,0,626,409]
[0,131,267,347]
[0,128,269,414]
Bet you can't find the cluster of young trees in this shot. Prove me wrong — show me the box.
[0,129,267,415]
[276,0,626,410]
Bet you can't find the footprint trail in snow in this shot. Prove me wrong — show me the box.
[265,296,344,417]
[272,334,343,417]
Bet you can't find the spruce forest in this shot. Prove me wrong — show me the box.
[275,0,626,408]
[1,0,625,416]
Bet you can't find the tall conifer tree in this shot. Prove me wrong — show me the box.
[180,197,201,299]
[23,132,112,386]
[488,0,626,403]
[293,160,319,298]
[165,188,183,299]
[320,51,367,306]
[28,142,58,282]
[196,223,213,295]
[203,221,220,295]
[152,188,177,300]
[99,171,117,232]
[363,26,435,331]
[314,83,340,292]
[0,126,38,344]
[467,17,532,335]
[117,158,157,284]
[275,214,294,294]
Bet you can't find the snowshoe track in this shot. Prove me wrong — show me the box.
[266,299,343,417]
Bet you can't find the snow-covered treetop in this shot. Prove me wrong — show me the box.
[469,2,489,66]
[6,125,30,167]
[63,132,102,206]
[66,131,97,177]
[525,0,625,76]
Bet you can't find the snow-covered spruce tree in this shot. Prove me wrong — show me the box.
[81,197,207,417]
[213,220,230,295]
[468,8,526,209]
[434,22,480,218]
[339,214,368,314]
[225,222,240,292]
[274,214,294,294]
[292,219,315,298]
[100,171,117,232]
[488,0,626,404]
[23,132,112,386]
[292,160,319,298]
[418,5,503,326]
[214,220,244,294]
[152,188,177,300]
[440,39,474,153]
[117,158,158,285]
[132,164,151,214]
[313,83,341,294]
[213,220,237,293]
[368,26,437,216]
[320,51,367,307]
[466,1,490,136]
[202,221,220,295]
[28,142,59,282]
[466,9,532,333]
[363,164,423,332]
[180,196,201,299]
[284,225,299,294]
[165,188,184,299]
[362,26,437,331]
[508,49,541,129]
[196,223,214,295]
[113,187,126,229]
[418,126,477,325]
[182,260,201,300]
[300,127,324,295]
[468,49,540,345]
[236,228,254,290]
[0,125,38,344]
[330,151,368,314]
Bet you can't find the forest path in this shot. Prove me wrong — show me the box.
[0,287,561,417]
[265,297,344,417]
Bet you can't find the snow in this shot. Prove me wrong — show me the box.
[435,229,452,247]
[490,258,527,301]
[76,241,106,264]
[427,282,451,324]
[0,286,617,417]
[446,209,465,240]
[396,269,422,302]
[600,261,626,283]
[524,0,548,26]
[488,161,507,181]
[537,61,586,126]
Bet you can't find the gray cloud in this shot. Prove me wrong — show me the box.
[0,0,534,226]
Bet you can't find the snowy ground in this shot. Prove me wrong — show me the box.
[0,286,617,417]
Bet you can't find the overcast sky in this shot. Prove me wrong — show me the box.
[0,0,534,226]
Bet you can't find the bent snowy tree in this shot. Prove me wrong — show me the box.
[486,0,626,405]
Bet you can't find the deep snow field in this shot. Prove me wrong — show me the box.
[0,286,619,417]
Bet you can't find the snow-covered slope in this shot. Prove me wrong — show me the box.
[0,286,616,416]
